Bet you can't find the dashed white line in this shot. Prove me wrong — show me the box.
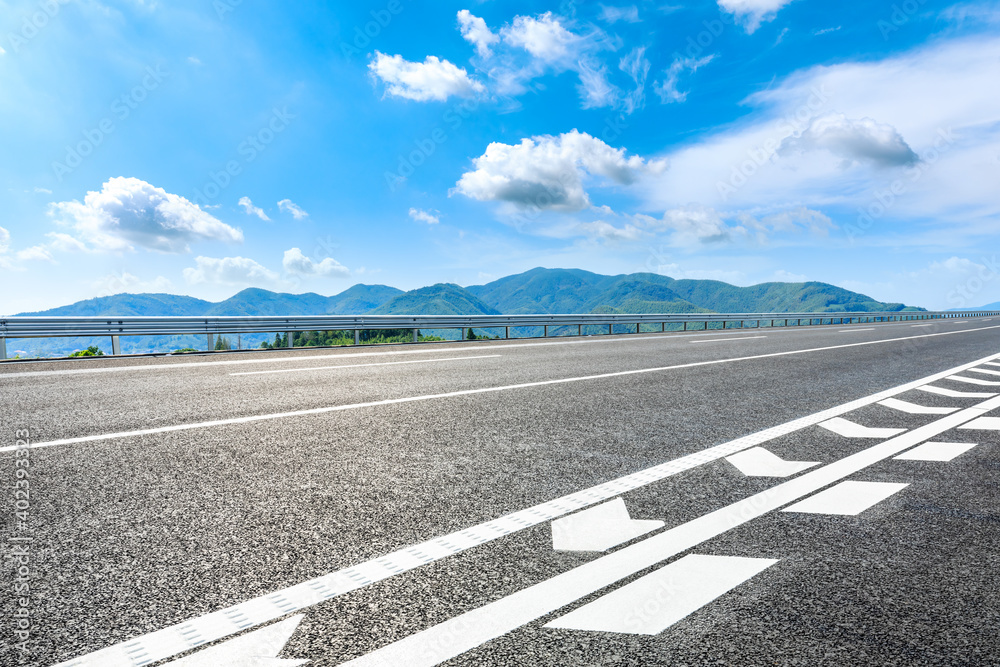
[229,355,500,377]
[690,336,766,343]
[839,328,875,332]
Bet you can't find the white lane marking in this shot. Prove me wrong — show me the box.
[839,328,875,332]
[781,481,909,516]
[877,397,959,415]
[947,374,1000,386]
[952,321,969,324]
[20,332,1000,455]
[818,417,906,439]
[966,367,1000,377]
[551,498,663,552]
[229,355,499,376]
[724,447,820,477]
[959,417,1000,431]
[336,396,1000,667]
[917,385,997,399]
[895,442,978,462]
[543,555,778,635]
[912,324,934,327]
[690,336,766,343]
[985,362,1000,368]
[50,352,1000,667]
[161,614,307,666]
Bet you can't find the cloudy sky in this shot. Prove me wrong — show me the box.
[1,0,999,313]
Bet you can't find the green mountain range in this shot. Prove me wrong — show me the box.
[8,268,920,357]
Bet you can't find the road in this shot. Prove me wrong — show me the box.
[2,317,999,666]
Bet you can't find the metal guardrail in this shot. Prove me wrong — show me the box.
[0,310,996,359]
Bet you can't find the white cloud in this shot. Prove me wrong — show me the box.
[187,56,202,66]
[598,5,640,24]
[282,247,349,278]
[0,226,9,254]
[501,12,578,64]
[93,272,173,294]
[654,55,714,104]
[457,10,499,57]
[619,47,650,114]
[770,269,810,282]
[653,205,739,245]
[577,62,618,109]
[277,199,308,219]
[577,220,644,242]
[637,34,1000,241]
[183,255,279,286]
[34,187,52,194]
[779,113,919,167]
[16,246,54,262]
[48,177,243,253]
[238,196,270,221]
[409,208,440,224]
[369,52,485,102]
[455,130,668,212]
[717,0,795,33]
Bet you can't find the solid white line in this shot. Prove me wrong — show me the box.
[912,324,933,327]
[839,328,875,332]
[14,326,1000,454]
[229,355,500,377]
[690,336,766,343]
[338,396,1000,667]
[48,351,1000,667]
[917,385,996,398]
[894,442,977,462]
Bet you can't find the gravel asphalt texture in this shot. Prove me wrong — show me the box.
[1,318,998,666]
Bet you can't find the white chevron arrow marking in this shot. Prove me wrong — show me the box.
[917,385,996,398]
[877,397,959,415]
[163,615,307,666]
[966,367,1000,377]
[959,417,1000,431]
[818,417,905,439]
[552,498,664,552]
[947,375,1000,386]
[725,447,820,477]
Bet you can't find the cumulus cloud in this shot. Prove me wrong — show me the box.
[501,12,579,64]
[48,177,243,253]
[577,219,644,242]
[408,208,440,224]
[282,247,349,278]
[654,55,715,104]
[653,205,737,244]
[455,130,668,211]
[369,52,485,102]
[598,5,640,24]
[238,196,270,221]
[779,113,919,167]
[183,255,279,285]
[457,10,499,57]
[717,0,795,33]
[277,199,308,219]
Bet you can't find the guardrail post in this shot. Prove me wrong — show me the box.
[635,323,640,334]
[462,328,467,340]
[579,324,583,336]
[413,329,419,343]
[287,332,294,348]
[683,322,687,331]
[111,335,121,356]
[0,337,6,360]
[608,324,612,335]
[354,329,360,345]
[207,333,214,351]
[544,325,548,337]
[505,326,509,339]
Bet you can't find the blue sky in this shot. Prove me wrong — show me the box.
[2,0,999,313]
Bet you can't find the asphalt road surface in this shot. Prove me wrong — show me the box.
[2,317,999,666]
